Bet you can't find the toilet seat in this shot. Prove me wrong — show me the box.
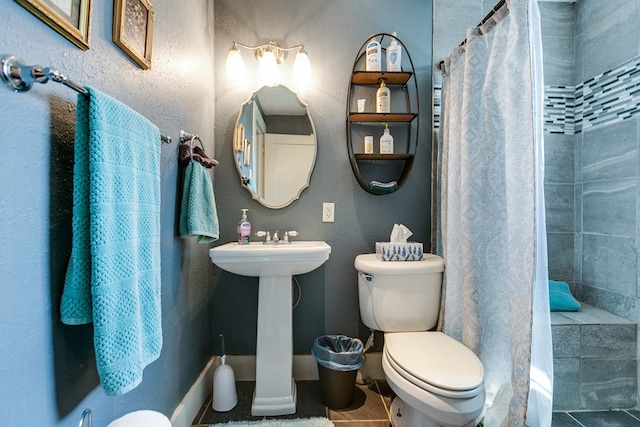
[384,331,484,399]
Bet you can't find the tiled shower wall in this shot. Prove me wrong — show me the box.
[541,0,640,325]
[537,1,575,292]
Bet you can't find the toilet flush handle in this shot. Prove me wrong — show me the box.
[360,272,374,282]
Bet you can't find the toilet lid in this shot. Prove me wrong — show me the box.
[385,332,484,394]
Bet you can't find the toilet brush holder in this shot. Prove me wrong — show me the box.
[212,334,238,412]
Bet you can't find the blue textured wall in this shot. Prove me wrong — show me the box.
[0,0,433,425]
[212,0,433,355]
[0,1,216,425]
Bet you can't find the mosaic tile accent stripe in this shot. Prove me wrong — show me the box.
[575,56,640,133]
[544,85,575,134]
[433,85,441,132]
[434,56,640,135]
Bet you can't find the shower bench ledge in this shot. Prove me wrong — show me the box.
[551,303,637,411]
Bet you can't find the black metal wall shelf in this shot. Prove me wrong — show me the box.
[346,33,420,195]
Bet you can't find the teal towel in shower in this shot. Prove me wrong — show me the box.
[179,160,219,243]
[60,86,162,396]
[549,280,581,312]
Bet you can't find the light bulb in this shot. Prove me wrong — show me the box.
[259,49,278,87]
[293,48,312,89]
[226,43,245,84]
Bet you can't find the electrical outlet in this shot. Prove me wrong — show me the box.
[322,202,335,223]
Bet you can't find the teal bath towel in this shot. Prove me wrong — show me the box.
[60,87,162,396]
[179,160,219,243]
[549,280,581,312]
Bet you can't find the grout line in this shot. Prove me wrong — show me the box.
[627,410,640,422]
[565,412,587,427]
[374,379,392,420]
[194,394,212,425]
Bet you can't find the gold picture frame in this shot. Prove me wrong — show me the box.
[15,0,92,50]
[112,0,155,70]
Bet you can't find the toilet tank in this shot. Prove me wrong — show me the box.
[355,253,444,332]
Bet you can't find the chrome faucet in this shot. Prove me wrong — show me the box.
[282,230,298,243]
[255,231,271,244]
[255,230,298,244]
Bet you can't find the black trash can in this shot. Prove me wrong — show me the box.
[311,335,364,409]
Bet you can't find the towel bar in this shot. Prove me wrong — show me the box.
[0,54,172,144]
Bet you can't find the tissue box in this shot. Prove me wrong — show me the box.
[375,242,424,261]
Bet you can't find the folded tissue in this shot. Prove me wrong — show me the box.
[376,224,423,261]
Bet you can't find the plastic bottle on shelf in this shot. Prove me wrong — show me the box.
[386,32,402,72]
[379,123,394,154]
[364,136,373,154]
[366,37,381,72]
[376,80,390,113]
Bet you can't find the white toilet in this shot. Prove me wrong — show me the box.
[355,253,485,427]
[106,410,172,427]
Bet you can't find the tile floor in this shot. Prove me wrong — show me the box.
[192,379,640,427]
[552,410,640,426]
[191,379,393,426]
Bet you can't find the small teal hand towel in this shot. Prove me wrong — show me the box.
[549,280,581,311]
[60,86,162,396]
[179,160,219,243]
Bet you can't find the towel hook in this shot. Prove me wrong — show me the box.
[180,130,204,160]
[78,408,92,427]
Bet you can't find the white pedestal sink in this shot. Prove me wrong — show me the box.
[209,241,331,416]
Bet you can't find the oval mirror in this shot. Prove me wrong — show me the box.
[233,85,316,209]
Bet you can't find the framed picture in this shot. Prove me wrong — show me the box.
[112,0,155,70]
[15,0,92,50]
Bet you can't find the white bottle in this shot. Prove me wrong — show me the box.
[237,209,251,244]
[386,32,402,72]
[379,124,394,154]
[364,136,373,154]
[366,37,381,72]
[376,80,390,113]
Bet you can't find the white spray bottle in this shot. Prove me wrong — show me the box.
[386,31,402,72]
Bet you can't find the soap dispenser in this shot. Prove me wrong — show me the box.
[237,209,251,244]
[379,123,394,154]
[376,80,390,113]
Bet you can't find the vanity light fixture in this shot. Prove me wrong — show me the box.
[226,41,312,88]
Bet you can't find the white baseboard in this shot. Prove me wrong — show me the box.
[169,352,385,427]
[170,356,218,427]
[225,352,384,381]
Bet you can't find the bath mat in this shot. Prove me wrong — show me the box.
[209,417,334,427]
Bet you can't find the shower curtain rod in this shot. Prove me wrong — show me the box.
[0,54,172,144]
[438,0,507,70]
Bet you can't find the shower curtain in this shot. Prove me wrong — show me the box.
[436,0,553,425]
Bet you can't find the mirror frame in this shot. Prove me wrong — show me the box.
[234,85,317,209]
